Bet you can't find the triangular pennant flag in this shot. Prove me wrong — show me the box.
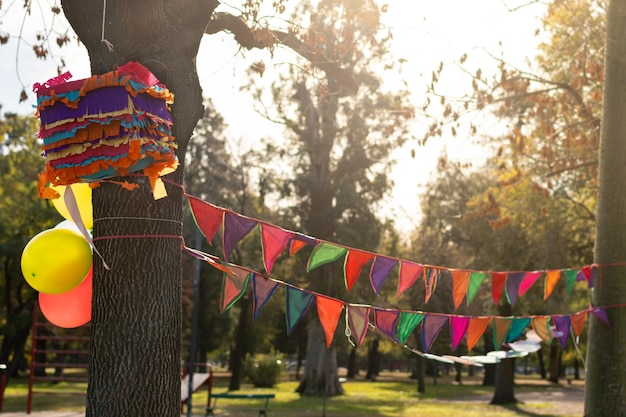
[188,196,223,244]
[252,274,279,321]
[289,239,307,256]
[491,272,507,305]
[344,250,374,291]
[591,307,610,326]
[316,295,344,347]
[373,308,400,341]
[346,304,370,347]
[370,256,398,295]
[468,272,486,304]
[505,272,525,307]
[292,232,317,246]
[223,211,258,261]
[532,316,552,344]
[424,267,441,304]
[261,224,290,274]
[570,310,588,337]
[449,316,470,351]
[397,312,424,344]
[285,287,314,335]
[492,317,513,349]
[466,317,491,351]
[543,270,561,300]
[421,314,448,352]
[220,265,251,312]
[307,242,347,272]
[519,271,542,297]
[551,315,571,349]
[397,261,424,297]
[451,270,471,310]
[347,305,370,347]
[507,317,531,343]
[577,266,594,288]
[564,269,577,296]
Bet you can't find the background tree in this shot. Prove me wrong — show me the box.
[245,0,413,395]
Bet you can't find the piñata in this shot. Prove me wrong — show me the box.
[35,62,177,199]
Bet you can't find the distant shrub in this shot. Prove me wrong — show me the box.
[243,352,284,387]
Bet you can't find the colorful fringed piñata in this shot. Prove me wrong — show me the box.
[35,62,177,199]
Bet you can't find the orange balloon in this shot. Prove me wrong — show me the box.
[39,267,92,328]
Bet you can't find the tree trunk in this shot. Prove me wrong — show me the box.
[346,346,358,379]
[547,342,561,384]
[296,321,344,396]
[365,339,380,380]
[229,295,252,391]
[585,1,626,415]
[490,358,517,405]
[61,2,215,415]
[482,328,496,386]
[537,347,547,379]
[416,356,426,394]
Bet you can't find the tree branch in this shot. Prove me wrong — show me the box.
[205,12,358,93]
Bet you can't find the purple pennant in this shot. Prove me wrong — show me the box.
[291,232,317,246]
[369,257,398,295]
[252,275,279,321]
[421,314,448,352]
[223,211,258,261]
[551,315,571,349]
[285,287,314,335]
[506,272,525,307]
[449,316,470,351]
[374,308,400,341]
[591,307,610,326]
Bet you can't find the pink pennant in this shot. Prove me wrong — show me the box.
[518,271,542,297]
[491,272,507,305]
[261,224,291,274]
[316,295,344,347]
[348,305,370,347]
[188,196,223,244]
[344,250,374,291]
[397,262,423,297]
[450,316,470,351]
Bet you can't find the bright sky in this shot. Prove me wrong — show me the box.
[0,0,546,234]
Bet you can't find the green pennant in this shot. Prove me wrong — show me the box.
[307,242,348,272]
[564,269,577,296]
[396,312,424,344]
[468,272,486,304]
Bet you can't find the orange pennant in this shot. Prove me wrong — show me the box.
[544,270,561,300]
[532,316,552,344]
[316,295,344,347]
[571,310,588,337]
[466,317,491,351]
[451,270,471,310]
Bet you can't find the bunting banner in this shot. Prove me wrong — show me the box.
[316,295,344,347]
[252,274,279,321]
[466,317,492,352]
[285,287,314,335]
[450,316,470,351]
[220,265,250,313]
[551,315,571,349]
[188,197,597,309]
[507,317,531,343]
[374,308,400,341]
[421,314,448,352]
[396,312,424,345]
[347,305,370,347]
[492,317,512,350]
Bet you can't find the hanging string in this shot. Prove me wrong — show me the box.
[100,0,114,52]
[344,308,355,347]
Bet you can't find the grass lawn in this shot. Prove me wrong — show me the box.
[2,371,584,416]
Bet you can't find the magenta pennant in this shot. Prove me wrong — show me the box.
[188,196,223,244]
[518,271,542,297]
[223,211,258,261]
[285,287,314,335]
[369,256,398,295]
[220,265,251,313]
[551,315,571,349]
[261,224,291,274]
[505,272,525,307]
[252,274,279,321]
[421,314,448,352]
[347,305,370,347]
[397,261,424,297]
[449,316,470,351]
[374,308,400,341]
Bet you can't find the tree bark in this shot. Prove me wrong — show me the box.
[346,346,358,379]
[547,342,561,384]
[296,321,344,396]
[60,1,215,415]
[585,0,626,414]
[490,358,517,405]
[365,338,380,380]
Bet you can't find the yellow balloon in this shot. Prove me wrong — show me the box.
[51,183,93,230]
[21,229,93,294]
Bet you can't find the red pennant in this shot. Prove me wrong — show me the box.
[188,196,223,244]
[289,239,307,256]
[343,250,374,291]
[491,272,507,305]
[571,310,588,337]
[261,224,290,274]
[397,262,423,297]
[451,270,471,310]
[466,317,491,351]
[316,295,344,347]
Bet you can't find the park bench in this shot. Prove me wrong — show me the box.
[206,392,276,417]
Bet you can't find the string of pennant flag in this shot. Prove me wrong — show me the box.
[187,195,596,310]
[183,245,610,357]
